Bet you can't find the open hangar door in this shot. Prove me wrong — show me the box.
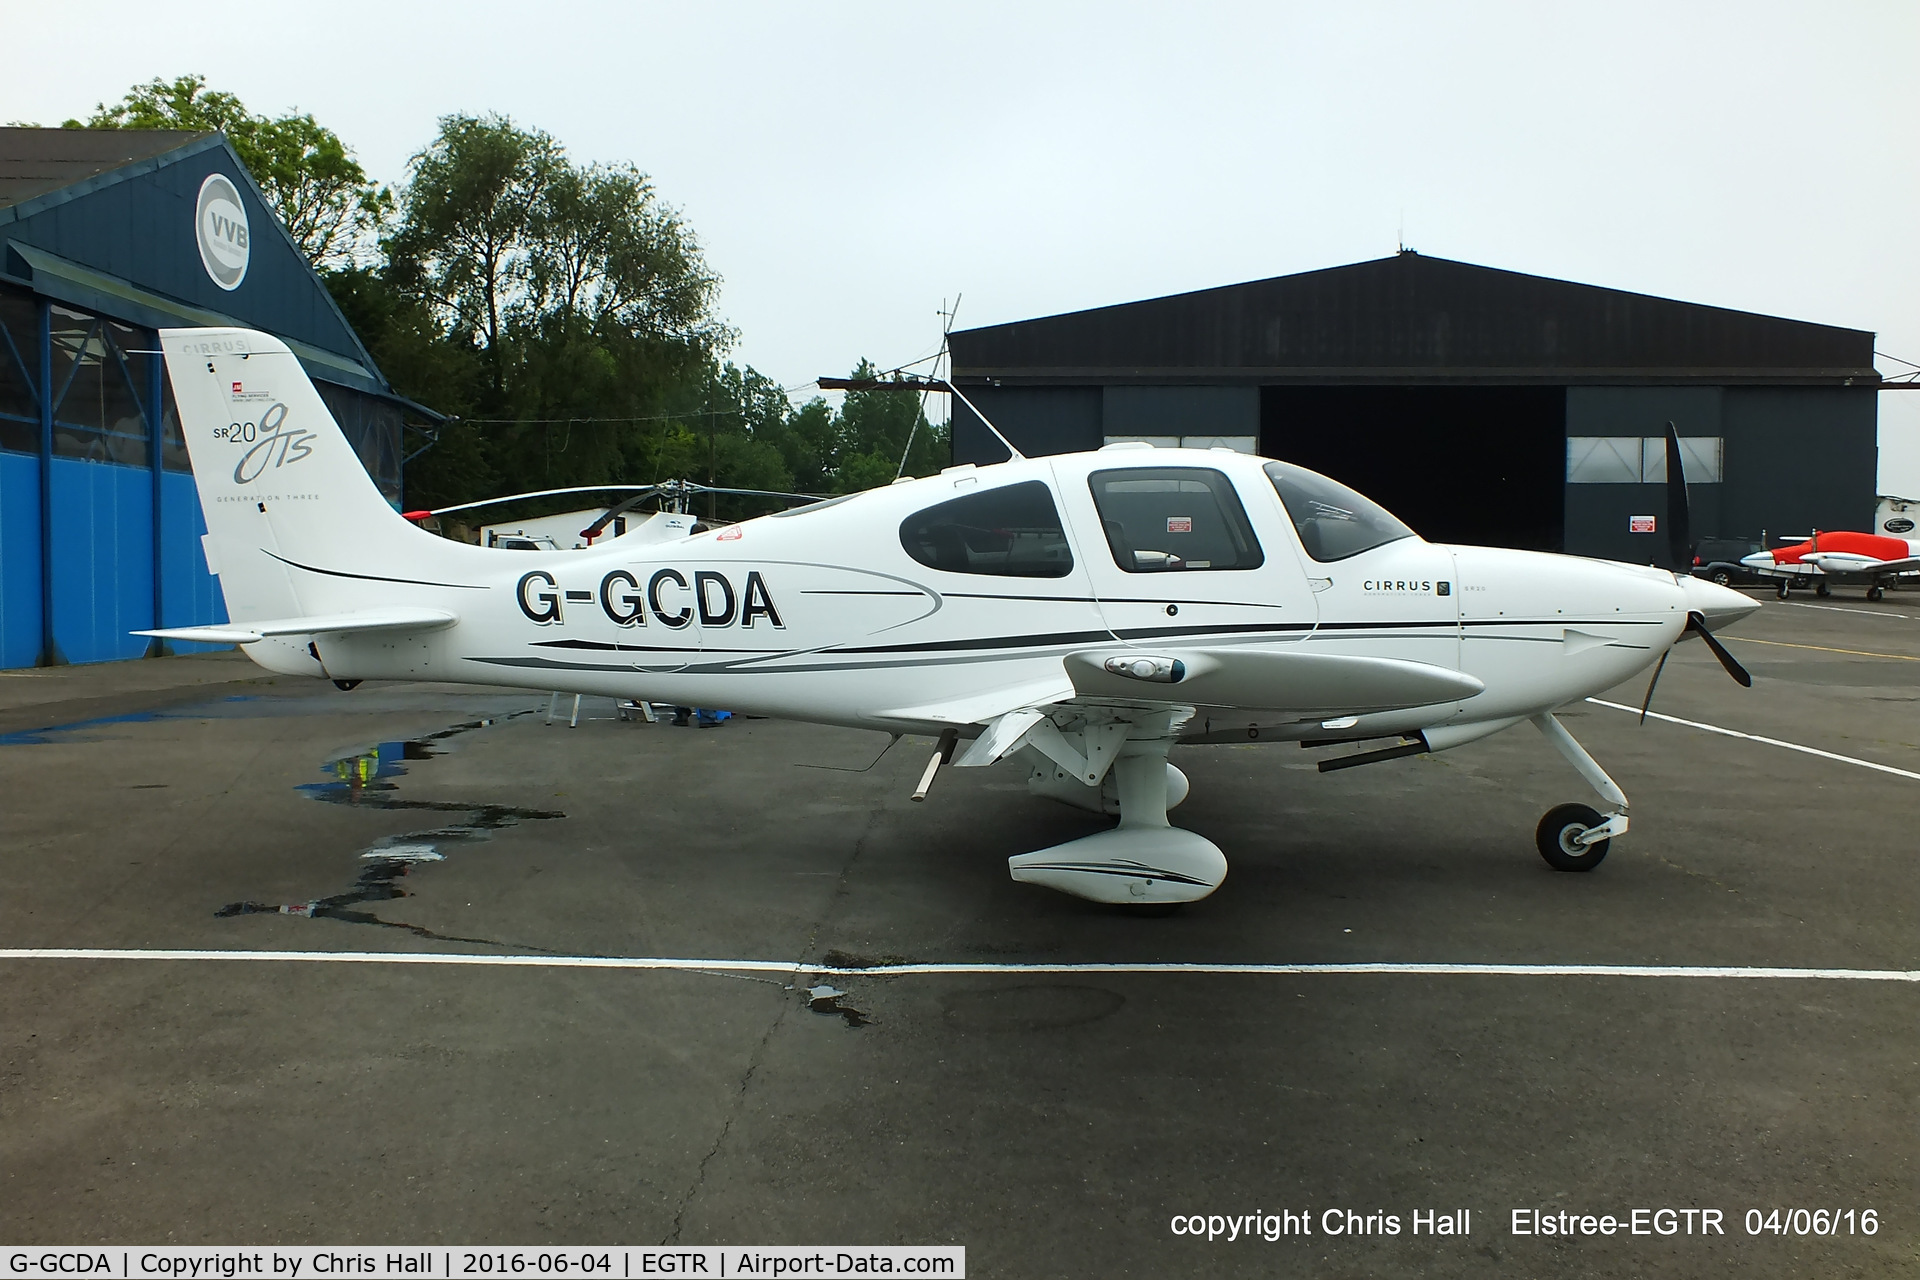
[1260,386,1567,551]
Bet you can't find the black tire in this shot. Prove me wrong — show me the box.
[1867,586,1884,602]
[1536,803,1610,872]
[1816,582,1831,597]
[1776,581,1790,599]
[1710,569,1733,587]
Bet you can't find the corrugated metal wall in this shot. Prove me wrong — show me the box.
[0,284,228,667]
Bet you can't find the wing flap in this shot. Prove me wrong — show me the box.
[872,675,1076,730]
[135,607,458,645]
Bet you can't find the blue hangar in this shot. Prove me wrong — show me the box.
[0,127,430,669]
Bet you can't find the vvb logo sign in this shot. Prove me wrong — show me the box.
[195,173,250,291]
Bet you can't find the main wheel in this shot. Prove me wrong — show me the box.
[1816,582,1831,598]
[1867,586,1885,602]
[1536,803,1610,872]
[1776,581,1790,599]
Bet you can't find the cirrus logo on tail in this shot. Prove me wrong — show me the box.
[214,402,317,483]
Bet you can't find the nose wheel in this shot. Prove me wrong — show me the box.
[1536,802,1610,871]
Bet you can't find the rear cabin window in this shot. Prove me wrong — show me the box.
[1088,467,1264,572]
[899,480,1074,577]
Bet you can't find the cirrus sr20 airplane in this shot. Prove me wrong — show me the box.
[143,329,1761,907]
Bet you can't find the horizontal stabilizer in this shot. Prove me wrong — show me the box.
[135,607,458,646]
[1065,647,1483,713]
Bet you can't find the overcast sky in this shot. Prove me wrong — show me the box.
[8,1,1918,494]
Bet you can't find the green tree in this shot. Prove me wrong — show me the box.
[528,162,725,349]
[386,114,561,395]
[70,74,388,269]
[829,359,948,492]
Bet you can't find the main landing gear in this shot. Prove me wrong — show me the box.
[1529,713,1628,872]
[964,710,1226,905]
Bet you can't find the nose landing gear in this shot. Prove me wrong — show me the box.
[1530,712,1628,872]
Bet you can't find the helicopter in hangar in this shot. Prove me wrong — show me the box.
[140,328,1760,906]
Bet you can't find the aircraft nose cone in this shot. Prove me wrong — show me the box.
[1681,574,1762,631]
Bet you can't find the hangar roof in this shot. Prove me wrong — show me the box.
[0,127,406,403]
[949,252,1879,387]
[0,127,211,209]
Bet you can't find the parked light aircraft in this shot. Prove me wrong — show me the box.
[1740,530,1920,601]
[140,329,1761,905]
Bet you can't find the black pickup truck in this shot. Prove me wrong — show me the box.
[1690,537,1765,586]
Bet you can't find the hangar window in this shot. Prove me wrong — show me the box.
[899,480,1073,577]
[1264,460,1414,562]
[49,306,151,466]
[1566,436,1723,483]
[1089,467,1263,571]
[0,289,36,454]
[316,383,404,504]
[159,380,191,472]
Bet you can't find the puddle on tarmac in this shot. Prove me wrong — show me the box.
[0,707,183,746]
[806,984,872,1028]
[821,949,913,970]
[217,714,562,945]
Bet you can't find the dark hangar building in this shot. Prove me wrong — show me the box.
[948,252,1880,560]
[0,127,430,669]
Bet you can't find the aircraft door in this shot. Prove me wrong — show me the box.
[1055,458,1320,647]
[586,562,701,673]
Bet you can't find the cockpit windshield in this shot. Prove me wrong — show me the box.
[1264,461,1415,562]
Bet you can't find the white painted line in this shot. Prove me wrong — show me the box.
[1785,601,1913,620]
[0,948,1916,983]
[1586,697,1920,783]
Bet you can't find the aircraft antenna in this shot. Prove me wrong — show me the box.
[895,294,967,480]
[936,295,1024,464]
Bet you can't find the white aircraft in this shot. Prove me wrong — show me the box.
[1738,530,1920,601]
[142,329,1761,906]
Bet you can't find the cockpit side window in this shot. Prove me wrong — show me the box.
[1264,460,1415,561]
[899,480,1074,577]
[1087,467,1264,572]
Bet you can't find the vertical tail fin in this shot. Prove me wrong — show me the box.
[160,328,460,624]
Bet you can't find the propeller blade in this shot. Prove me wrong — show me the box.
[1687,613,1752,687]
[1638,649,1671,724]
[1664,422,1691,572]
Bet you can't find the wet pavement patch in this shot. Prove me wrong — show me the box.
[0,707,185,746]
[821,949,914,970]
[806,984,872,1028]
[217,714,562,945]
